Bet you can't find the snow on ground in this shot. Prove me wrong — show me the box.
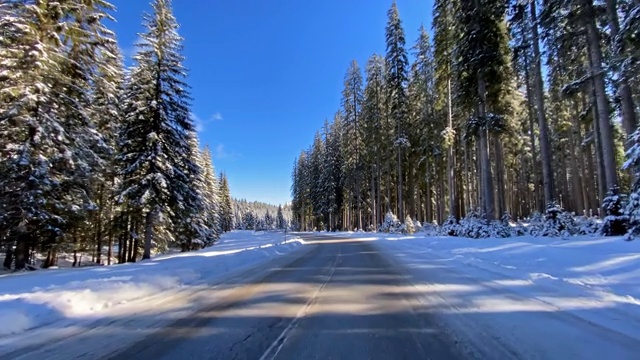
[333,231,640,359]
[0,231,303,338]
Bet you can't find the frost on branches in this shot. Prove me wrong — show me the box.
[404,215,416,234]
[600,187,628,236]
[380,212,402,233]
[624,192,640,240]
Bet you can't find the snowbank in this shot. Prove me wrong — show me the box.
[0,231,304,337]
[352,232,640,358]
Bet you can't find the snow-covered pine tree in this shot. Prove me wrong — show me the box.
[219,173,234,232]
[264,210,274,230]
[309,131,325,228]
[454,0,510,220]
[320,113,344,231]
[276,205,286,230]
[175,133,213,251]
[89,28,126,265]
[116,0,196,259]
[0,0,118,269]
[201,147,222,241]
[404,215,415,234]
[362,55,386,230]
[385,1,410,221]
[341,60,365,231]
[433,0,459,220]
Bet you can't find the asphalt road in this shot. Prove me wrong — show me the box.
[2,233,468,360]
[106,233,466,360]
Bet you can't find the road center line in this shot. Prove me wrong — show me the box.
[258,246,342,360]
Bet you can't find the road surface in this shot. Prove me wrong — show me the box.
[1,233,469,360]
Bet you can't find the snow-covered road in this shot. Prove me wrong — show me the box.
[1,231,639,359]
[343,232,640,359]
[0,231,304,354]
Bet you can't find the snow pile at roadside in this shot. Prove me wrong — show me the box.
[374,234,640,306]
[0,231,303,337]
[366,233,640,358]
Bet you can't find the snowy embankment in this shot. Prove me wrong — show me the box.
[0,231,304,338]
[336,232,640,358]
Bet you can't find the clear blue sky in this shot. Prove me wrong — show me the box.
[109,0,432,205]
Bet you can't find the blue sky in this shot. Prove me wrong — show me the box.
[109,0,432,205]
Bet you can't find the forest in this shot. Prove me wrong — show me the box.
[0,0,238,270]
[291,0,640,237]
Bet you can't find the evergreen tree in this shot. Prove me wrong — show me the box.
[219,173,234,232]
[276,205,286,230]
[362,55,386,229]
[116,0,196,259]
[433,0,460,220]
[454,0,510,220]
[201,147,222,240]
[341,61,365,230]
[0,0,118,269]
[385,1,410,220]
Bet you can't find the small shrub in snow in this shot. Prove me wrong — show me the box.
[421,221,440,236]
[576,216,601,235]
[442,215,459,236]
[624,192,640,240]
[380,212,402,233]
[404,215,416,234]
[489,215,511,238]
[413,219,422,230]
[600,187,628,236]
[458,209,491,239]
[541,202,577,238]
[527,212,545,237]
[511,217,527,237]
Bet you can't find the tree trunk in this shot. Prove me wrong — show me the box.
[425,157,433,223]
[376,155,382,227]
[583,0,618,192]
[493,136,506,217]
[127,218,135,262]
[397,147,404,220]
[592,88,608,208]
[571,100,586,214]
[107,225,113,266]
[371,167,377,231]
[464,139,471,213]
[14,232,28,270]
[3,247,13,270]
[524,58,541,213]
[605,0,637,139]
[408,164,416,219]
[531,0,555,208]
[143,209,155,260]
[94,186,105,265]
[446,78,458,220]
[132,220,140,262]
[478,75,495,220]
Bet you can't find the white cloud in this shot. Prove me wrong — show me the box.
[191,113,204,132]
[215,144,229,159]
[212,112,223,121]
[214,144,240,161]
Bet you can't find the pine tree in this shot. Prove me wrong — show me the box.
[362,55,386,229]
[0,0,118,269]
[433,0,462,221]
[201,147,222,241]
[116,0,196,260]
[455,0,510,220]
[341,61,364,230]
[219,173,234,232]
[276,205,286,230]
[385,1,410,220]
